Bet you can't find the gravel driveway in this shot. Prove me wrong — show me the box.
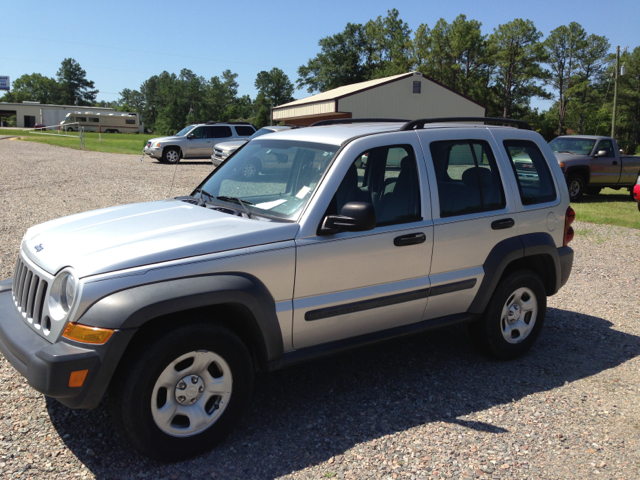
[0,140,639,479]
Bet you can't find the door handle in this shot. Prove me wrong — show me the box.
[394,233,426,246]
[491,218,515,230]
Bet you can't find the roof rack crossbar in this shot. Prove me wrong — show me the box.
[400,117,532,131]
[310,118,409,127]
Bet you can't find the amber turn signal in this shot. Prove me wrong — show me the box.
[63,323,114,344]
[68,369,89,388]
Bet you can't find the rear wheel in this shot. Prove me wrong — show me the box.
[468,270,546,360]
[109,323,254,462]
[163,147,181,164]
[567,174,585,202]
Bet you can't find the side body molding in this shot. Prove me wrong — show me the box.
[467,233,561,315]
[77,274,284,363]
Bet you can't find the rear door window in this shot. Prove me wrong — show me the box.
[503,140,557,206]
[429,140,505,218]
[212,126,233,138]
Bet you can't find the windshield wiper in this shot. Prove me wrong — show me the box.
[194,188,216,203]
[216,196,256,219]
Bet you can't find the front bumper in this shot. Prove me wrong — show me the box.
[0,282,136,409]
[143,146,162,158]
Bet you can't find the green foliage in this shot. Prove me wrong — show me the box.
[255,68,294,107]
[0,73,60,104]
[56,58,98,105]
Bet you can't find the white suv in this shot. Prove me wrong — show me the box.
[143,122,256,164]
[0,118,575,462]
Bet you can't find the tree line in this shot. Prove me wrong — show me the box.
[2,10,638,152]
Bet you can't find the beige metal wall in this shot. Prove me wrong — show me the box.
[272,100,335,121]
[338,76,485,119]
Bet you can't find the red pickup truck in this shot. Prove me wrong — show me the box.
[549,136,640,201]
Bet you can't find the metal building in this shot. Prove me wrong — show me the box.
[0,101,117,128]
[272,71,486,126]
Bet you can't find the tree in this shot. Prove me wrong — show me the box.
[488,19,549,118]
[255,68,294,108]
[0,73,60,104]
[56,58,98,105]
[297,22,368,93]
[544,22,587,135]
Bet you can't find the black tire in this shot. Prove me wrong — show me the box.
[109,323,254,462]
[163,147,181,164]
[468,270,546,360]
[566,174,585,202]
[585,186,601,195]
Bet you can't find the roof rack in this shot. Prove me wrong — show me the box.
[400,117,532,131]
[204,121,256,127]
[310,118,409,127]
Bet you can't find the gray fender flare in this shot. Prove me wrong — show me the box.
[77,274,284,363]
[467,233,561,315]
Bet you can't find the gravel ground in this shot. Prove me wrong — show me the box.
[0,140,639,479]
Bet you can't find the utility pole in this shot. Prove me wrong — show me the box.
[611,46,620,138]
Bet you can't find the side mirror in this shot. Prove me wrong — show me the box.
[594,149,608,157]
[187,134,195,140]
[320,202,376,235]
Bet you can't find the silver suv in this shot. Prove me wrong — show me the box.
[210,125,295,170]
[0,118,575,462]
[143,122,256,164]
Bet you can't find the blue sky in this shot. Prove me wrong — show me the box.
[1,0,638,111]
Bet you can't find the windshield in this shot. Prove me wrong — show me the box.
[196,139,338,220]
[175,125,196,136]
[549,138,596,155]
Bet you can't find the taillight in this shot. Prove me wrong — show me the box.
[563,206,575,246]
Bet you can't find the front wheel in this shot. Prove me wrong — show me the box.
[163,147,181,164]
[109,323,254,462]
[567,174,585,202]
[468,270,546,360]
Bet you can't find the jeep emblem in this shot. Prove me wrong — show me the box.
[34,244,43,253]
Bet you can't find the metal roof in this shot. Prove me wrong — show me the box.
[275,72,414,109]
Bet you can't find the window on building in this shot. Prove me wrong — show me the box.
[413,81,421,94]
[503,140,557,206]
[429,140,506,218]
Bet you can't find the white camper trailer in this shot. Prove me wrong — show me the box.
[59,111,141,133]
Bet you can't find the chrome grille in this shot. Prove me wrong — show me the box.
[12,257,48,326]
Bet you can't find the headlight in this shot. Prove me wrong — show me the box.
[48,269,78,321]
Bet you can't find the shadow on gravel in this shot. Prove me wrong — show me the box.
[45,306,640,479]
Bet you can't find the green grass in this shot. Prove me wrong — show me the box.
[573,187,640,229]
[0,129,156,155]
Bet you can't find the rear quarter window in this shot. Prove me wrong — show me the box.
[234,126,255,136]
[503,140,556,205]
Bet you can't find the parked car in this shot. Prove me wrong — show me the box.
[549,135,640,201]
[143,122,256,164]
[634,175,640,211]
[0,118,574,462]
[210,125,295,171]
[33,123,46,131]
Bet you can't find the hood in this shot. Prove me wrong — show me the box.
[552,152,591,162]
[149,135,184,144]
[215,139,248,151]
[22,200,299,278]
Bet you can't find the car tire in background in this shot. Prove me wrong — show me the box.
[163,148,181,164]
[567,174,585,202]
[108,323,254,462]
